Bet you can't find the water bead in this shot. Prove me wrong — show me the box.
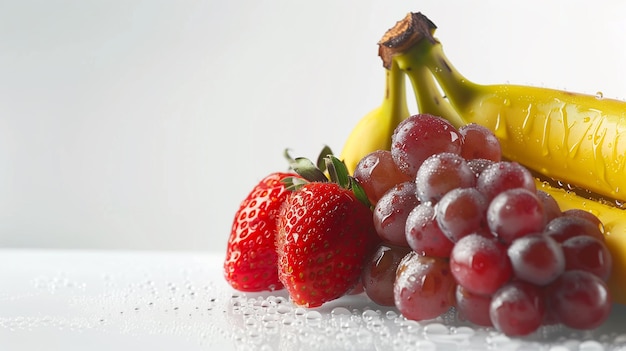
[331,307,352,319]
[423,322,450,336]
[305,310,322,319]
[361,309,381,323]
[276,304,292,315]
[356,329,374,345]
[385,310,398,320]
[294,307,307,318]
[579,340,605,351]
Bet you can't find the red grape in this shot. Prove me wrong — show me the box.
[536,190,562,223]
[544,215,604,243]
[507,234,565,285]
[361,244,411,306]
[455,285,493,327]
[415,152,476,203]
[405,203,454,257]
[562,235,612,281]
[373,181,420,246]
[353,150,412,205]
[459,123,502,162]
[450,233,512,295]
[436,187,489,243]
[487,188,546,244]
[546,270,611,330]
[391,114,463,178]
[490,281,545,336]
[477,161,536,201]
[562,209,605,234]
[394,252,456,321]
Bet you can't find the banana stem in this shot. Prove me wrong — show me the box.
[407,43,480,114]
[381,59,410,131]
[378,12,481,127]
[338,54,410,174]
[399,60,465,127]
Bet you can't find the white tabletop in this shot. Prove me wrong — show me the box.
[1,249,625,350]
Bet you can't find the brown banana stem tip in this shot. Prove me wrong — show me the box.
[378,12,438,69]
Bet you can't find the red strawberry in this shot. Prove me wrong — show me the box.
[224,172,298,292]
[276,155,380,307]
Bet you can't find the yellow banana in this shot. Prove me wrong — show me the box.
[381,12,626,204]
[339,59,410,174]
[378,12,626,304]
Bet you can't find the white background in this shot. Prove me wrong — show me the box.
[1,1,625,252]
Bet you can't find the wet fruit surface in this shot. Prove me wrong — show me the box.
[228,114,614,337]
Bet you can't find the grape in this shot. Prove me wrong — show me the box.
[405,203,454,257]
[489,281,545,336]
[487,188,546,244]
[415,153,476,203]
[546,270,611,330]
[562,209,605,234]
[455,285,493,327]
[348,281,365,295]
[536,190,562,223]
[507,234,565,285]
[477,161,536,200]
[562,235,612,281]
[358,117,614,334]
[373,181,420,246]
[361,244,411,306]
[394,252,456,321]
[353,150,412,205]
[436,187,489,243]
[391,114,463,178]
[450,233,512,295]
[459,123,502,162]
[544,216,604,243]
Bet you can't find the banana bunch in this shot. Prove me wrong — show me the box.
[376,12,626,304]
[339,59,410,174]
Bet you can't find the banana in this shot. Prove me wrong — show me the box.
[380,12,626,204]
[378,12,626,304]
[339,59,410,175]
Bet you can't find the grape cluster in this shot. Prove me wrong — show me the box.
[355,114,613,337]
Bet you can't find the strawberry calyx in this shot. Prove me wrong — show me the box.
[283,147,372,208]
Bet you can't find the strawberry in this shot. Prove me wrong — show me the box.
[224,172,298,292]
[276,153,380,307]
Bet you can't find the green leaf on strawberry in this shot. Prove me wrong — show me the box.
[284,147,372,208]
